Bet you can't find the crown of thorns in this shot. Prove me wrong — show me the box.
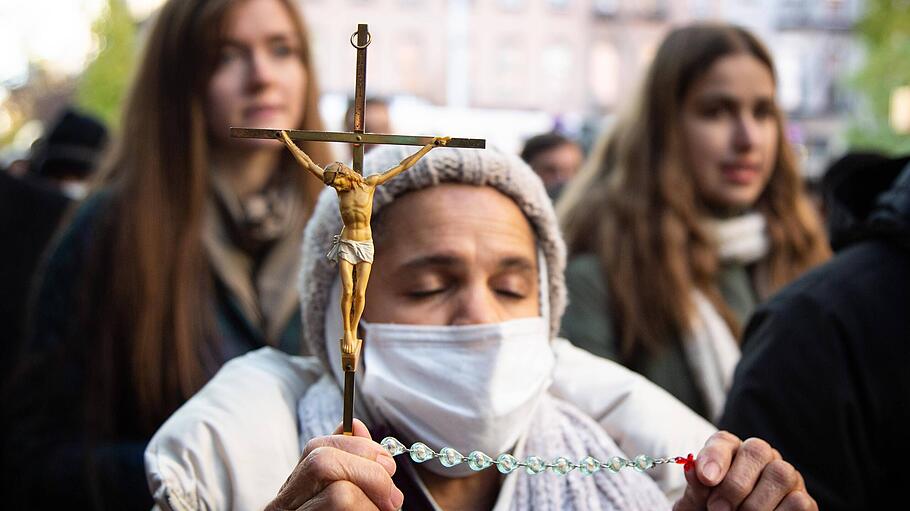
[323,162,351,185]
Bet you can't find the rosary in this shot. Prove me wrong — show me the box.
[381,437,695,476]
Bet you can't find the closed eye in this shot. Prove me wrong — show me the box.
[407,288,446,299]
[495,289,527,299]
[490,268,534,301]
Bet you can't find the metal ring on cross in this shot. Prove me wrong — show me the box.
[350,31,372,49]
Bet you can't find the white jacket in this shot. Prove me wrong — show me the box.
[145,339,715,510]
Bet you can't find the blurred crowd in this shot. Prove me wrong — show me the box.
[1,0,907,510]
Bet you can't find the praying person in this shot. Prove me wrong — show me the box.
[557,24,830,422]
[146,146,817,510]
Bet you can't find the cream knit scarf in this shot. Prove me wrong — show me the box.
[685,212,770,421]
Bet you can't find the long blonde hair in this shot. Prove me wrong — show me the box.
[558,24,830,361]
[70,0,331,434]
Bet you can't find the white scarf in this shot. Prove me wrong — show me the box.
[684,212,769,421]
[704,212,770,265]
[297,376,669,510]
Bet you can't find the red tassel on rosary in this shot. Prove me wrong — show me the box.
[675,453,696,472]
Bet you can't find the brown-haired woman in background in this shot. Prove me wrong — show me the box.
[557,24,830,424]
[2,0,330,507]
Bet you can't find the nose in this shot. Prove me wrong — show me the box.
[733,113,758,152]
[247,49,277,89]
[556,164,576,183]
[450,282,503,326]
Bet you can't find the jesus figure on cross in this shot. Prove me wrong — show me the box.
[279,130,450,364]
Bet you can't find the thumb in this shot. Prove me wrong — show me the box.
[332,418,373,440]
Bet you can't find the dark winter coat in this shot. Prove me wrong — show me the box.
[720,158,910,510]
[0,171,70,375]
[2,192,303,510]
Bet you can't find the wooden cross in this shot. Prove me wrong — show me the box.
[231,24,485,435]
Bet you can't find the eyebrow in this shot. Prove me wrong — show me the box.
[497,256,536,273]
[220,33,296,47]
[397,253,536,273]
[399,254,464,272]
[696,92,774,106]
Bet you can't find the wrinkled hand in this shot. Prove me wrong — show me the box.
[433,136,451,146]
[266,419,404,511]
[674,431,817,511]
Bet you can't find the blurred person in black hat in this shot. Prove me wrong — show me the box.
[29,107,109,200]
[720,152,910,510]
[520,132,583,200]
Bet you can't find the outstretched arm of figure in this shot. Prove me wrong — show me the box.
[368,137,450,186]
[280,130,325,181]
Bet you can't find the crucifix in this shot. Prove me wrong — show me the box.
[231,24,485,436]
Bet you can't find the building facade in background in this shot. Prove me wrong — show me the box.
[300,0,863,175]
[0,0,865,173]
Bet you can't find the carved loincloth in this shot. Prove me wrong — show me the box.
[326,234,374,265]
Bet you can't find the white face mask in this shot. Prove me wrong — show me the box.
[359,317,555,477]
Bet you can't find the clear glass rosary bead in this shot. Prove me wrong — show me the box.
[525,456,546,474]
[606,456,626,473]
[438,447,464,467]
[467,451,493,471]
[552,456,574,476]
[580,455,601,476]
[496,454,519,474]
[633,454,654,472]
[409,442,434,463]
[381,437,407,457]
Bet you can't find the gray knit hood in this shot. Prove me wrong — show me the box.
[298,145,567,367]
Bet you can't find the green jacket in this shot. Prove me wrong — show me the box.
[560,253,758,420]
